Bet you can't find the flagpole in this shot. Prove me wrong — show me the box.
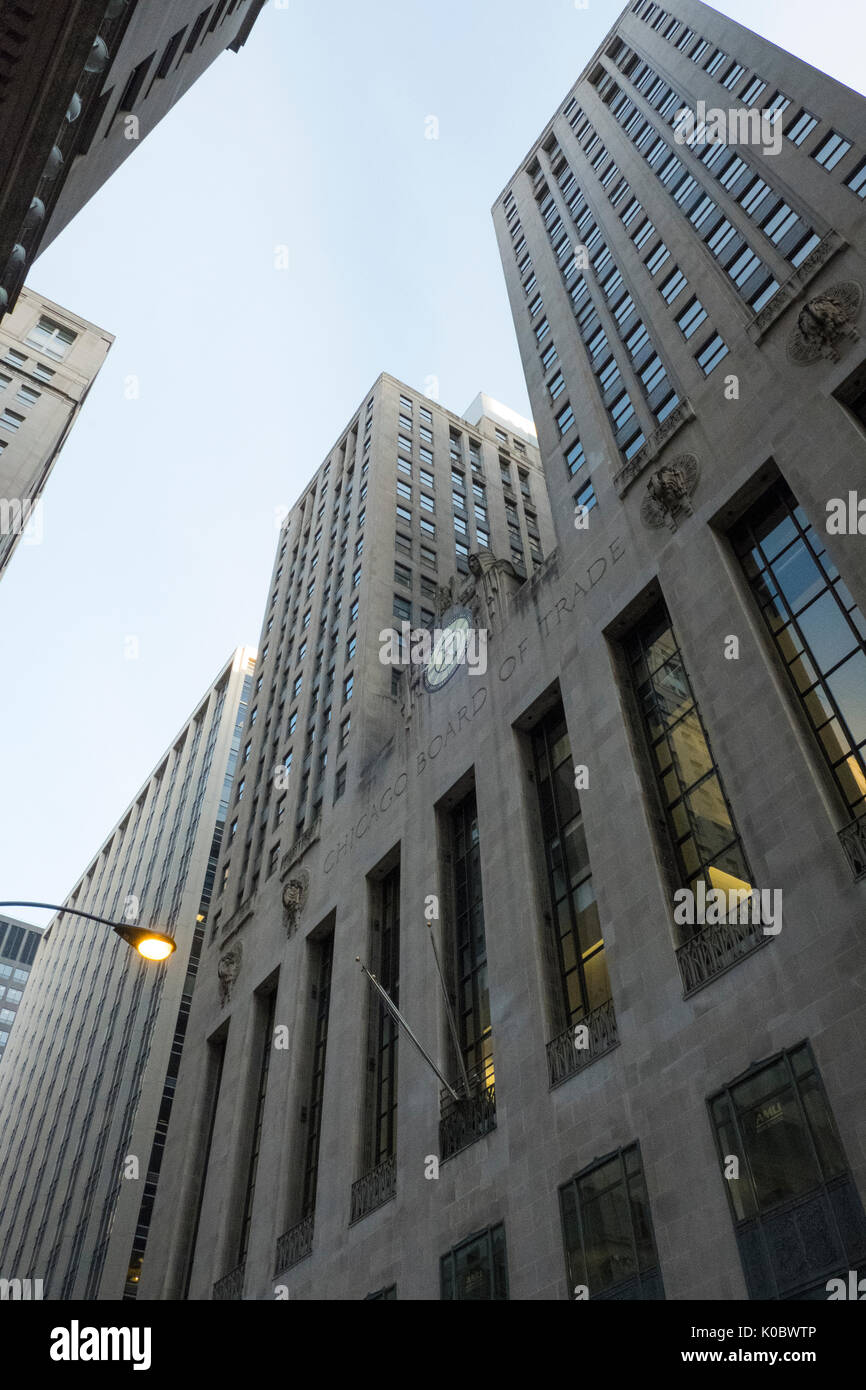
[356,958,460,1101]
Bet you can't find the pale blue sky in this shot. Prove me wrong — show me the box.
[1,0,862,926]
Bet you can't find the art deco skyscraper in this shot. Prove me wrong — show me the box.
[139,374,555,1300]
[141,5,866,1304]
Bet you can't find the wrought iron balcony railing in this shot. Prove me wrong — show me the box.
[676,914,769,997]
[274,1213,314,1276]
[212,1261,245,1301]
[350,1153,397,1224]
[546,997,619,1089]
[839,814,866,882]
[439,1070,496,1162]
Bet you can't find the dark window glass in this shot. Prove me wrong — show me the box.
[710,1043,866,1299]
[374,867,400,1163]
[441,1224,508,1300]
[451,789,493,1091]
[301,935,334,1216]
[559,1145,664,1299]
[238,991,277,1263]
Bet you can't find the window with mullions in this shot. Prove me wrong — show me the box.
[626,601,752,913]
[300,934,334,1218]
[532,704,610,1033]
[560,1144,665,1300]
[353,864,400,1221]
[575,480,597,515]
[566,439,586,477]
[185,1033,227,1297]
[450,789,492,1092]
[846,158,866,199]
[730,481,866,824]
[441,1224,508,1301]
[372,867,399,1164]
[709,1042,866,1299]
[237,990,277,1268]
[786,108,818,146]
[812,131,852,172]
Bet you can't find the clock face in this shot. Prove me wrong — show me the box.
[424,613,472,692]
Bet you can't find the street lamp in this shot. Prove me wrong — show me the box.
[0,902,176,961]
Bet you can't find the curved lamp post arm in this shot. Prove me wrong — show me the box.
[0,901,176,960]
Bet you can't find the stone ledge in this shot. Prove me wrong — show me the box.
[613,398,696,497]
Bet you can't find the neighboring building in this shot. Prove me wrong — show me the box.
[0,0,267,319]
[0,916,43,1063]
[137,374,554,1301]
[0,646,256,1299]
[0,0,107,312]
[0,285,112,579]
[143,3,866,1304]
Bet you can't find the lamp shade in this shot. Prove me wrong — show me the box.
[84,37,109,73]
[23,197,45,231]
[112,924,177,960]
[43,146,64,180]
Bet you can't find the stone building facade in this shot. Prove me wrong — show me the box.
[0,285,112,579]
[142,0,866,1302]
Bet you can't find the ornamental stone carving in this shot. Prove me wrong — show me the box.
[280,816,321,877]
[436,549,521,634]
[640,455,700,532]
[217,941,243,1008]
[787,282,863,364]
[282,870,310,937]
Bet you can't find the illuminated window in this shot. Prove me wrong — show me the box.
[625,600,751,920]
[532,702,610,1036]
[730,480,866,822]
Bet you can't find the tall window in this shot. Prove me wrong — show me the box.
[184,1032,227,1298]
[372,868,400,1165]
[439,789,495,1161]
[451,790,493,1092]
[730,481,866,823]
[710,1043,866,1299]
[532,704,609,1027]
[441,1224,508,1300]
[559,1144,665,1300]
[238,991,277,1266]
[626,600,751,908]
[352,865,400,1223]
[301,934,334,1217]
